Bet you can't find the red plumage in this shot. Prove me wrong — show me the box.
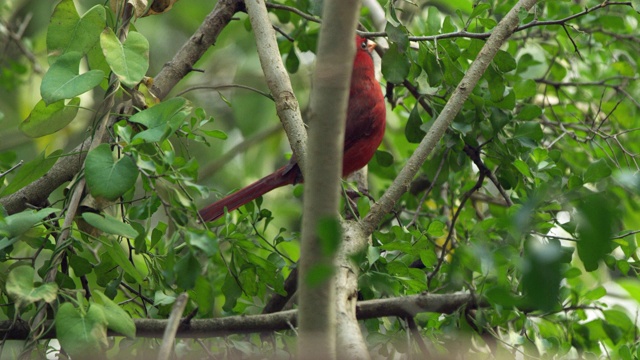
[199,35,386,222]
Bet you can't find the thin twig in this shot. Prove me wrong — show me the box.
[158,293,189,360]
[0,160,23,179]
[427,170,486,286]
[174,84,274,100]
[265,2,321,23]
[407,148,449,228]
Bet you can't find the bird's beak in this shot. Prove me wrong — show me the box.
[366,40,376,53]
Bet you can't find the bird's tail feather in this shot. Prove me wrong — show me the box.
[199,165,299,222]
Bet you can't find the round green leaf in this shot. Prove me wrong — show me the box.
[100,29,149,87]
[85,143,139,201]
[69,254,93,277]
[493,50,517,73]
[46,0,106,64]
[584,159,612,184]
[41,52,104,105]
[375,150,394,167]
[55,303,108,357]
[382,43,410,84]
[20,98,80,137]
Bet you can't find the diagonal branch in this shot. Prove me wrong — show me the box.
[245,0,307,174]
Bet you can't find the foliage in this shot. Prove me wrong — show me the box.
[0,0,640,358]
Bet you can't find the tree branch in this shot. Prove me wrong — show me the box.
[149,0,244,100]
[0,292,477,340]
[296,0,361,357]
[335,222,370,359]
[245,0,308,174]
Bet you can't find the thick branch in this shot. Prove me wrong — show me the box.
[360,0,540,236]
[335,222,370,359]
[149,0,244,100]
[297,0,361,358]
[0,292,477,340]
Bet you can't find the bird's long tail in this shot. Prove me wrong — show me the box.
[199,165,300,222]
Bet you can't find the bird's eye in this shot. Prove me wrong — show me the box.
[360,41,368,50]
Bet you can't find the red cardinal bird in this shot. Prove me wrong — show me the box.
[199,35,386,222]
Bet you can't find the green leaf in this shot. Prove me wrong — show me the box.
[375,150,394,167]
[584,159,611,184]
[129,98,191,143]
[69,254,93,277]
[6,266,58,309]
[55,303,108,357]
[46,0,106,63]
[103,241,144,285]
[514,122,543,142]
[469,3,491,21]
[427,220,446,237]
[174,252,201,290]
[419,250,437,268]
[0,150,62,196]
[20,98,80,138]
[405,105,426,143]
[584,286,607,301]
[221,273,242,312]
[617,278,640,304]
[513,159,532,178]
[493,50,516,73]
[385,23,409,50]
[40,52,104,104]
[0,208,58,250]
[381,43,410,84]
[81,213,139,238]
[516,105,542,121]
[100,29,149,87]
[576,193,613,271]
[85,143,139,201]
[93,291,136,338]
[153,291,176,306]
[485,286,520,308]
[285,46,299,73]
[514,79,537,99]
[201,129,228,140]
[522,238,562,311]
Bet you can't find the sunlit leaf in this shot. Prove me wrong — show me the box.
[40,52,104,104]
[20,98,80,137]
[6,266,58,308]
[100,29,149,87]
